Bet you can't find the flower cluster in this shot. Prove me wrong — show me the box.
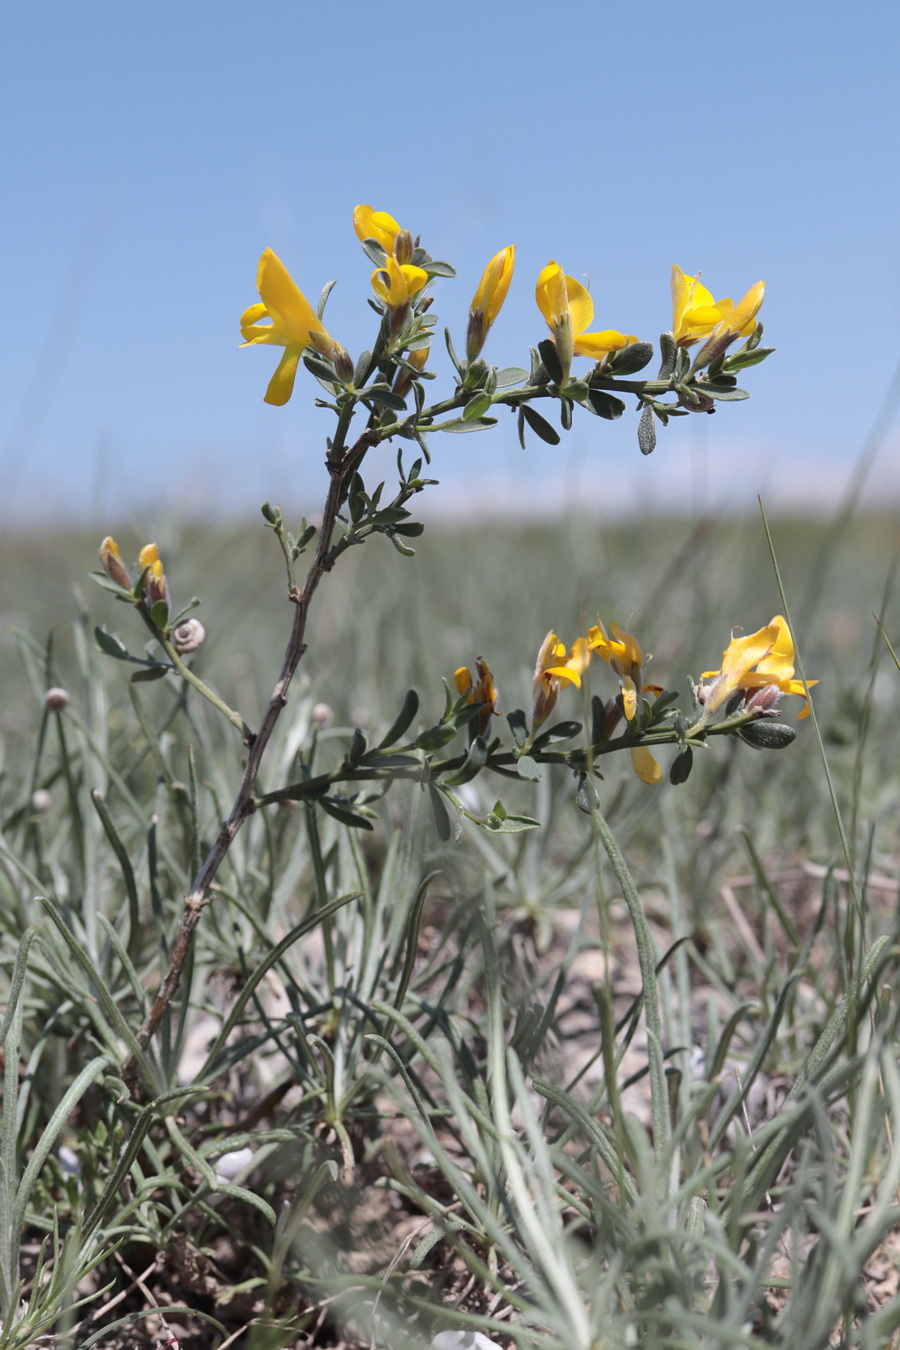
[454,612,814,788]
[239,205,766,412]
[99,536,169,607]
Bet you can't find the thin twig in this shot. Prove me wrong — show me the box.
[121,427,379,1087]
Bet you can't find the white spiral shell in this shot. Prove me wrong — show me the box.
[172,618,206,654]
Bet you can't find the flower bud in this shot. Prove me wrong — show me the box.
[99,537,131,589]
[139,544,169,606]
[394,230,414,265]
[466,246,515,361]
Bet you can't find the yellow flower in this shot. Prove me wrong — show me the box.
[536,262,636,383]
[700,615,817,718]
[466,246,516,360]
[371,254,428,310]
[671,265,765,348]
[532,631,591,729]
[138,542,169,607]
[353,204,414,264]
[240,248,346,406]
[455,658,498,738]
[588,620,662,784]
[99,536,131,589]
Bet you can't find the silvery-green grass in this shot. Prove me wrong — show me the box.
[0,504,898,1350]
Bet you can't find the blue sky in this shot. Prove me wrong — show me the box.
[3,1,899,525]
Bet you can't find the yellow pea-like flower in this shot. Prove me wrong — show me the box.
[466,246,516,360]
[671,265,765,348]
[531,631,591,729]
[700,615,816,718]
[240,248,347,406]
[536,262,636,383]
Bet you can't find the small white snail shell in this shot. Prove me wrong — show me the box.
[172,618,206,654]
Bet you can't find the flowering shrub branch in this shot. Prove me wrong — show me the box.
[91,203,791,1083]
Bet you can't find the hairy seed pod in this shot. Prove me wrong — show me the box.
[172,618,206,654]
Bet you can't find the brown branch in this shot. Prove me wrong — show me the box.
[121,427,380,1089]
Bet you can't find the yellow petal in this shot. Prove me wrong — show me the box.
[568,636,592,677]
[264,347,302,406]
[240,301,267,328]
[724,280,765,336]
[564,274,594,337]
[573,329,636,357]
[610,624,643,667]
[720,624,779,682]
[535,262,568,327]
[545,664,582,689]
[256,248,323,346]
[471,246,516,326]
[756,614,795,678]
[454,666,473,695]
[631,746,662,785]
[354,204,403,252]
[138,543,159,569]
[621,675,637,721]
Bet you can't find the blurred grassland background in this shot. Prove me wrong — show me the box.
[5,505,898,874]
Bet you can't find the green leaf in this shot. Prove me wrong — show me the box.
[521,403,561,445]
[94,627,130,660]
[538,338,563,384]
[586,389,626,420]
[443,736,488,788]
[516,754,540,781]
[638,403,656,455]
[696,383,750,402]
[366,386,408,411]
[517,407,527,450]
[317,278,338,320]
[424,260,456,278]
[392,521,425,537]
[319,797,374,830]
[91,571,133,597]
[416,724,460,752]
[388,534,416,557]
[378,690,420,749]
[590,694,608,747]
[484,801,540,833]
[723,346,775,371]
[506,708,529,748]
[302,351,338,383]
[347,728,367,765]
[657,332,677,378]
[151,599,169,629]
[462,393,493,420]
[428,784,452,842]
[360,238,388,267]
[495,366,527,388]
[354,349,372,384]
[603,341,655,376]
[531,719,582,749]
[669,747,693,784]
[131,665,169,683]
[444,326,462,374]
[432,416,498,433]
